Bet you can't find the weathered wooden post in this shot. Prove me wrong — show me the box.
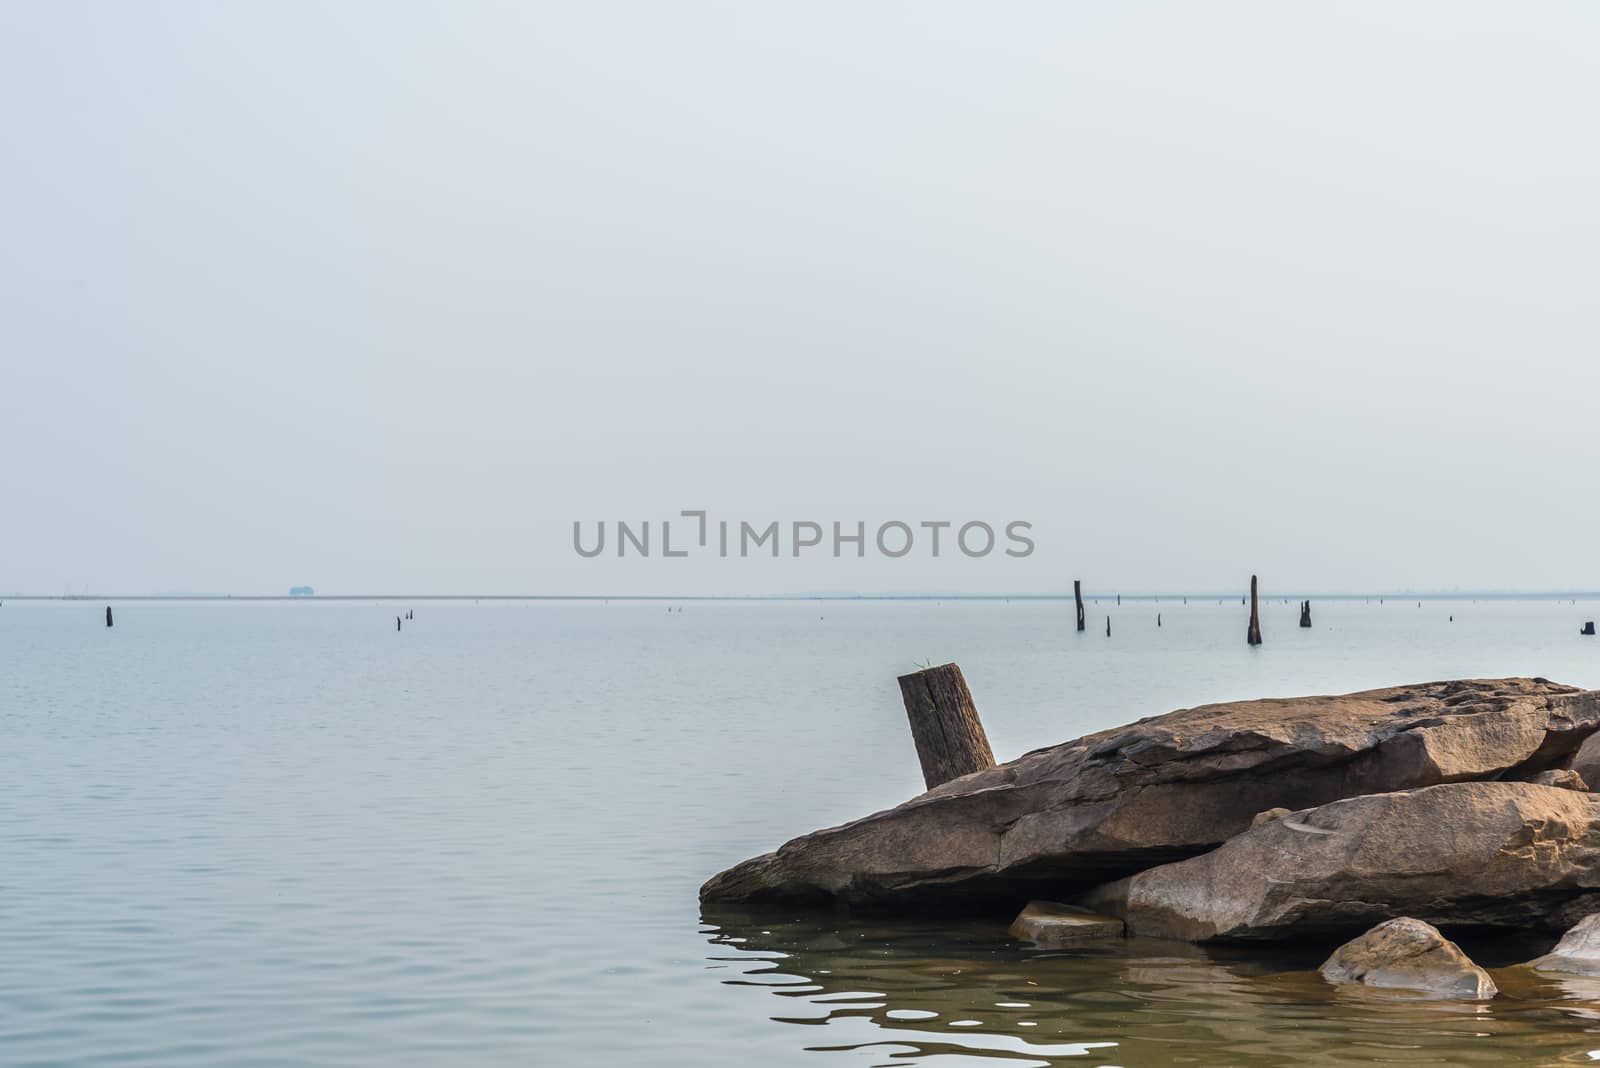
[1074,580,1085,632]
[396,615,402,631]
[1583,621,1596,636]
[1299,600,1312,628]
[1247,576,1262,646]
[897,663,996,790]
[105,605,113,628]
[1106,616,1110,636]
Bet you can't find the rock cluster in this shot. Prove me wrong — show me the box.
[703,678,1600,917]
[702,678,1600,997]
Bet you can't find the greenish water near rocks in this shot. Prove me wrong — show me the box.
[5,596,1600,1065]
[705,910,1600,1066]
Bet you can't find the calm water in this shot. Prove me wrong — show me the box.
[6,596,1600,1066]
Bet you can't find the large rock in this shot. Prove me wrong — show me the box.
[1081,781,1600,941]
[1531,913,1600,975]
[702,679,1600,908]
[1320,918,1497,999]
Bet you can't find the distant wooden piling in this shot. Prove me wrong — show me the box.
[1157,613,1162,627]
[396,615,402,631]
[105,605,113,628]
[1247,576,1262,646]
[1584,621,1596,636]
[1074,580,1085,632]
[1106,616,1111,636]
[1299,600,1312,628]
[897,663,996,790]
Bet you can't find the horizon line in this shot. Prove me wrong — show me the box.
[5,590,1600,603]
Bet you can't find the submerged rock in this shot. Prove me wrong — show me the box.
[1320,918,1497,999]
[701,679,1599,908]
[1008,901,1124,946]
[1531,914,1600,975]
[1081,782,1600,941]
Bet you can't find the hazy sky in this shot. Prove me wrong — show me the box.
[2,2,1596,596]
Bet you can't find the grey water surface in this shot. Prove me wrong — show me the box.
[5,597,1600,1066]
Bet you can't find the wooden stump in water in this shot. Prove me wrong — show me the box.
[1247,576,1262,646]
[897,663,996,790]
[1074,580,1085,632]
[1299,600,1312,628]
[105,605,113,628]
[1584,621,1596,636]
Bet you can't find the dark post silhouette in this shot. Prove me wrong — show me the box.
[1074,580,1085,632]
[1299,600,1312,628]
[1584,621,1596,636]
[1247,576,1262,646]
[1157,613,1162,627]
[897,663,996,790]
[1106,616,1111,637]
[396,615,402,632]
[105,605,113,628]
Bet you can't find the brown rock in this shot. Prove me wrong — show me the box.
[1568,733,1600,790]
[1250,807,1292,828]
[1321,917,1497,999]
[701,679,1600,908]
[1008,901,1124,946]
[1531,913,1600,975]
[1527,768,1588,791]
[1081,782,1600,941]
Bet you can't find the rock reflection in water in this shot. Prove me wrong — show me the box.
[701,907,1600,1066]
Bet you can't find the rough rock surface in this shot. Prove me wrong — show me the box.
[1008,901,1124,946]
[1567,733,1600,791]
[1531,913,1600,975]
[702,679,1600,907]
[1528,768,1588,791]
[1250,807,1292,828]
[1320,918,1497,999]
[1081,782,1600,941]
